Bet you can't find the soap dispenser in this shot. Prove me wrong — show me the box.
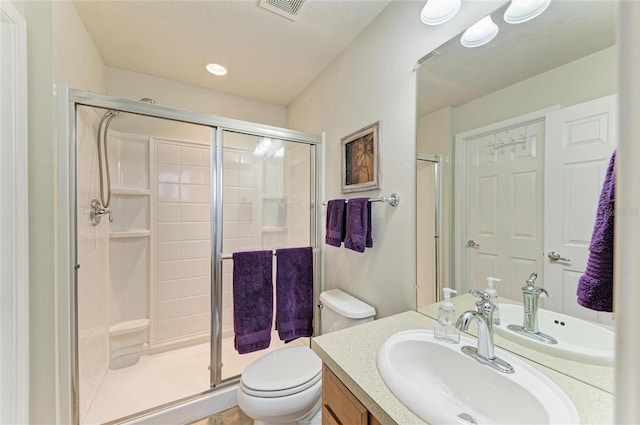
[434,288,459,344]
[485,277,501,325]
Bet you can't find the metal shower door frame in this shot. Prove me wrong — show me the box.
[64,88,322,424]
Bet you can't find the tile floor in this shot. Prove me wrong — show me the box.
[188,406,253,425]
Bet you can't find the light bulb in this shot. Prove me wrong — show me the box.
[504,0,551,24]
[420,0,461,26]
[460,15,499,48]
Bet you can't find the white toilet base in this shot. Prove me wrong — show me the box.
[238,379,321,425]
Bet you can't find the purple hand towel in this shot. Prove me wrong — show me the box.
[275,247,314,342]
[577,151,615,312]
[325,199,346,247]
[344,198,372,253]
[232,250,273,354]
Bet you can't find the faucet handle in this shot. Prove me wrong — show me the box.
[522,272,548,296]
[469,289,495,315]
[469,289,490,300]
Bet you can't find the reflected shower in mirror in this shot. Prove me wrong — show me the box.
[415,1,617,392]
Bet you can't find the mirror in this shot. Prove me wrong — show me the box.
[415,1,616,392]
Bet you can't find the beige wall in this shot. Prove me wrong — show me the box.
[22,1,57,422]
[106,68,287,130]
[287,0,504,318]
[22,0,108,422]
[453,45,617,134]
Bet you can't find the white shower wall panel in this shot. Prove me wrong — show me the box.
[153,139,212,347]
[75,106,110,421]
[221,148,263,338]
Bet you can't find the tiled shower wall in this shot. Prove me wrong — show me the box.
[153,140,269,344]
[154,140,213,346]
[221,149,263,338]
[76,107,110,421]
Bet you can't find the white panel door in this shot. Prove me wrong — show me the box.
[460,120,545,300]
[544,94,617,324]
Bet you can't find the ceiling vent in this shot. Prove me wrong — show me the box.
[258,0,305,21]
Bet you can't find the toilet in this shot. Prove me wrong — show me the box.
[237,289,376,425]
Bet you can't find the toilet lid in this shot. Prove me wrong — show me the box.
[241,346,322,395]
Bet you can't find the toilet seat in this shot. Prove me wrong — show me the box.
[240,346,322,398]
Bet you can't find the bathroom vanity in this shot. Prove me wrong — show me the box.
[322,365,381,425]
[311,309,613,424]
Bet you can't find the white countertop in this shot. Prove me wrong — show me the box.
[311,310,613,425]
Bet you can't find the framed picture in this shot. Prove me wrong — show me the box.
[341,121,380,193]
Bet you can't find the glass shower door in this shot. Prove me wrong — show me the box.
[214,130,315,382]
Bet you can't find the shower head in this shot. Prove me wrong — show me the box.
[139,97,156,104]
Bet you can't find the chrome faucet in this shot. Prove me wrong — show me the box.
[456,290,514,373]
[507,273,558,344]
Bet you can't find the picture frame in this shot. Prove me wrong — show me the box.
[341,121,380,193]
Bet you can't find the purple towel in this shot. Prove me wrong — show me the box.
[275,247,314,342]
[577,151,615,312]
[344,198,372,253]
[325,199,346,247]
[232,250,273,354]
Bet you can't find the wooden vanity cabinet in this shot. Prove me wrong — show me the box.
[322,364,382,425]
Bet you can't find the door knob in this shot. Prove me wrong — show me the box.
[466,240,480,248]
[548,251,570,262]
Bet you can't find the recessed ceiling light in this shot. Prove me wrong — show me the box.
[460,15,499,48]
[206,63,228,76]
[420,0,461,26]
[504,0,551,24]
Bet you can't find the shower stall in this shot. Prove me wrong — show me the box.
[66,90,322,424]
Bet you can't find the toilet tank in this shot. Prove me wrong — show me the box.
[319,289,376,334]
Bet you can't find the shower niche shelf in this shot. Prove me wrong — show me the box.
[109,192,150,234]
[110,230,151,239]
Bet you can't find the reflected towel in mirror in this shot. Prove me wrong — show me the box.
[577,150,615,312]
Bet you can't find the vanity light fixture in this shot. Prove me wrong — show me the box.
[420,0,461,25]
[504,0,551,24]
[205,63,228,76]
[460,15,499,48]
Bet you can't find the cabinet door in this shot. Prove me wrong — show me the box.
[322,365,368,425]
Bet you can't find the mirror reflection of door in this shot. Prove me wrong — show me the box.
[544,94,617,325]
[417,155,442,306]
[455,115,546,301]
[455,95,617,324]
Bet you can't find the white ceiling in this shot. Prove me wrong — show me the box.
[73,0,392,106]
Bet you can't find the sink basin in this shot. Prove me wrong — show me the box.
[495,304,615,367]
[377,329,579,425]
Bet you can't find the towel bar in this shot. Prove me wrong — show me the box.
[220,250,276,260]
[322,193,400,207]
